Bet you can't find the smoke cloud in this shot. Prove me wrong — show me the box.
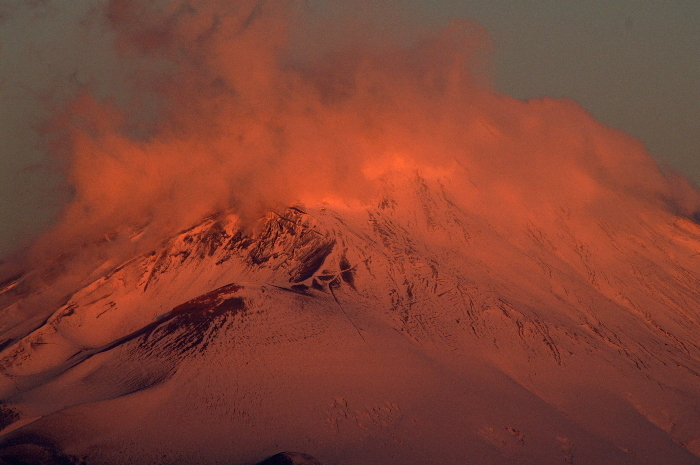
[4,0,700,282]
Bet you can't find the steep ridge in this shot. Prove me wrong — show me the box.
[0,174,699,464]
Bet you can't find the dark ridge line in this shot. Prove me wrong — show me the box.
[0,339,15,352]
[0,274,23,295]
[80,283,243,360]
[292,240,336,283]
[328,279,367,345]
[5,283,245,395]
[269,284,315,296]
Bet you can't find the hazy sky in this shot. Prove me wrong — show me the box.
[0,0,698,257]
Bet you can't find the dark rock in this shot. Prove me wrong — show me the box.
[0,434,84,465]
[0,405,19,431]
[254,451,323,465]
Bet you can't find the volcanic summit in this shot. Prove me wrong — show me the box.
[1,171,700,464]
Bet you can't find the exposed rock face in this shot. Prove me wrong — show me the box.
[254,451,323,465]
[0,175,699,464]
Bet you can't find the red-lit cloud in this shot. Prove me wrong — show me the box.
[27,0,699,269]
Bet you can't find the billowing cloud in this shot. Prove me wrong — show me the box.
[6,0,699,280]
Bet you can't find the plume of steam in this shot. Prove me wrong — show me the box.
[9,0,699,280]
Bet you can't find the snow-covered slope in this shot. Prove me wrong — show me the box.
[1,173,700,464]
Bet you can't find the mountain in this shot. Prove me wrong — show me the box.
[0,173,699,464]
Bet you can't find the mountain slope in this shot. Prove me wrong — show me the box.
[0,174,700,464]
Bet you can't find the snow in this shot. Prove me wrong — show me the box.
[0,173,699,464]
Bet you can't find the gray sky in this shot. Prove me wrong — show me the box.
[440,1,700,180]
[1,0,699,257]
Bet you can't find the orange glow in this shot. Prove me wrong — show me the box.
[30,0,699,268]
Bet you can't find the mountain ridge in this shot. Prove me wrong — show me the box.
[0,173,699,464]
